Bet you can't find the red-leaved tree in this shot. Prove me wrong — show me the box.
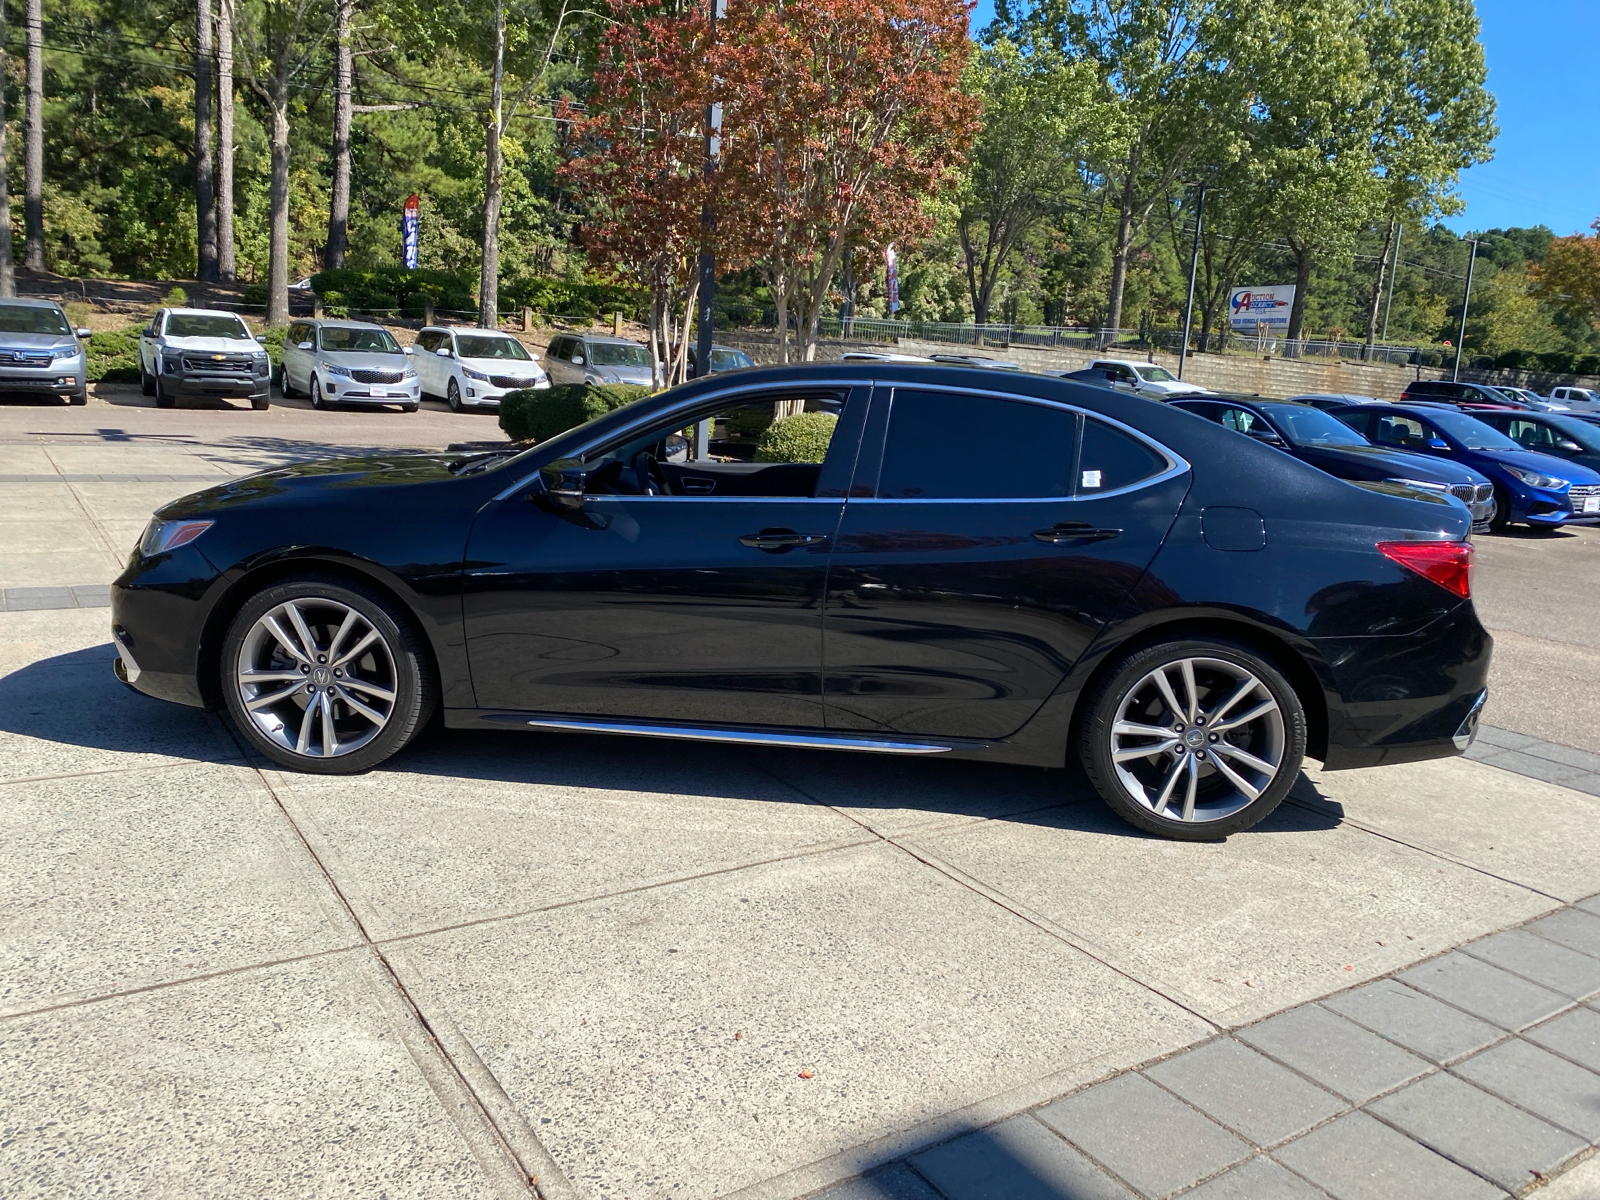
[562,3,715,386]
[715,0,978,360]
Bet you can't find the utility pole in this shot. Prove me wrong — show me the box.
[1452,238,1478,383]
[1381,223,1402,343]
[693,0,725,394]
[22,0,43,273]
[1178,182,1206,381]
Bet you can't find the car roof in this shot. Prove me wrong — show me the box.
[1290,393,1383,402]
[166,307,247,318]
[311,319,390,330]
[576,334,645,346]
[0,296,63,309]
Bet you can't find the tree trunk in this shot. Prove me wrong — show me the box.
[195,0,217,282]
[1104,203,1134,346]
[23,0,43,272]
[1364,217,1396,359]
[266,98,291,326]
[0,9,14,297]
[216,3,236,280]
[326,0,353,270]
[773,276,789,364]
[1285,242,1313,355]
[477,0,505,329]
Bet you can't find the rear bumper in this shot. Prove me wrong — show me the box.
[1314,603,1493,770]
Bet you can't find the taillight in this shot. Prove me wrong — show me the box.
[1378,540,1473,599]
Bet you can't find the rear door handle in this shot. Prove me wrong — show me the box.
[1033,522,1122,544]
[738,528,831,551]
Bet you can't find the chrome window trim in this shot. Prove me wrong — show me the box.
[583,494,843,504]
[502,714,959,755]
[492,376,875,500]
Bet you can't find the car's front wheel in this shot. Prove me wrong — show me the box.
[447,378,464,412]
[140,361,155,396]
[309,372,327,410]
[154,374,175,409]
[1489,484,1512,533]
[1078,638,1306,840]
[221,576,435,774]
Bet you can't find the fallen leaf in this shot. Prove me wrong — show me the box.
[734,1031,743,1040]
[1344,965,1353,971]
[1243,980,1254,987]
[798,1070,814,1079]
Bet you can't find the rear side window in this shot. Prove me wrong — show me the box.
[1079,418,1167,493]
[878,390,1077,499]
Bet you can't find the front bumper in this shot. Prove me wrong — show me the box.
[0,368,84,394]
[462,378,550,406]
[1315,602,1493,770]
[111,542,223,709]
[168,372,270,400]
[323,376,422,405]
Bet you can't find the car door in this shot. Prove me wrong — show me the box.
[821,385,1190,740]
[461,383,868,727]
[411,330,438,394]
[281,321,308,391]
[141,310,164,374]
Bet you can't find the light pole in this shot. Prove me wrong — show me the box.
[1178,182,1207,381]
[1380,223,1402,343]
[1451,238,1478,383]
[693,0,725,395]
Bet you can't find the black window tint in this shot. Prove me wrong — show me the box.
[1078,418,1167,493]
[878,390,1077,499]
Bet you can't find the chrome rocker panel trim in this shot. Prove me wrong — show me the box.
[457,710,980,755]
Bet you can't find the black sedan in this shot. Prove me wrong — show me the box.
[1171,396,1496,528]
[112,365,1490,841]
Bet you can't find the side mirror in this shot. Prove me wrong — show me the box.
[1248,428,1284,446]
[145,325,156,337]
[1426,437,1449,451]
[1558,438,1583,453]
[75,327,92,339]
[535,460,587,510]
[403,345,414,355]
[436,347,451,357]
[531,352,539,360]
[256,334,268,344]
[571,354,585,365]
[298,341,313,350]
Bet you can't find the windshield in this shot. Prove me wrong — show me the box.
[1268,406,1369,446]
[320,326,400,353]
[710,348,753,371]
[1138,365,1176,382]
[1547,415,1600,451]
[0,303,71,335]
[1423,408,1521,451]
[166,313,252,340]
[456,334,531,361]
[588,342,651,368]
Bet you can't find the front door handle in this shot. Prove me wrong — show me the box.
[738,528,831,552]
[1033,522,1122,544]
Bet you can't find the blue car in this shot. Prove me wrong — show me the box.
[1331,403,1600,532]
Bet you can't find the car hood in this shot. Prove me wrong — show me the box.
[320,352,410,371]
[1305,443,1487,483]
[157,453,480,518]
[0,332,77,351]
[161,335,260,353]
[1475,446,1600,484]
[461,356,545,377]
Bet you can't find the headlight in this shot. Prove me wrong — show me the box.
[51,345,80,361]
[1506,466,1568,489]
[402,363,417,378]
[462,366,489,381]
[139,518,213,556]
[324,364,353,378]
[1385,477,1450,493]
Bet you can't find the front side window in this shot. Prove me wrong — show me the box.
[710,348,754,371]
[1218,407,1268,435]
[414,330,441,353]
[1138,365,1176,382]
[0,303,72,335]
[320,326,401,353]
[1504,419,1558,450]
[1372,414,1430,450]
[165,313,252,340]
[457,334,532,361]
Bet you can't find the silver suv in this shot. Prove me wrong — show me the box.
[0,298,90,405]
[279,319,421,411]
[544,333,658,388]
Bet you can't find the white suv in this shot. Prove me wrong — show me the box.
[413,326,548,411]
[279,319,421,411]
[1087,358,1210,399]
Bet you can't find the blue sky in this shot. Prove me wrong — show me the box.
[968,0,1599,237]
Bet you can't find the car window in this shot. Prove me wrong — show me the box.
[1418,408,1520,451]
[581,394,845,498]
[165,313,252,340]
[456,334,531,361]
[878,390,1077,499]
[0,303,73,335]
[1267,406,1369,446]
[587,342,651,368]
[320,326,401,353]
[710,348,753,371]
[415,330,440,352]
[1091,361,1138,383]
[1138,365,1176,382]
[1373,414,1430,450]
[1218,407,1268,435]
[1547,415,1600,450]
[1079,418,1168,493]
[1504,419,1557,450]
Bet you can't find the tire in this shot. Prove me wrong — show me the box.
[69,387,87,406]
[1488,485,1511,533]
[309,372,326,410]
[221,575,436,774]
[140,361,155,396]
[155,375,176,408]
[251,395,270,411]
[279,365,296,399]
[401,403,418,413]
[1078,637,1306,841]
[447,378,464,412]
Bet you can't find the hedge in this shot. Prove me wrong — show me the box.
[309,266,475,317]
[756,411,837,463]
[498,383,652,443]
[86,323,143,383]
[500,275,644,323]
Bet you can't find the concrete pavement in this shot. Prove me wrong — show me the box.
[2,391,1599,1198]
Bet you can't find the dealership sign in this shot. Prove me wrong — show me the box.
[1229,285,1295,329]
[402,194,420,270]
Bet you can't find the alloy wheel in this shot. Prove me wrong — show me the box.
[1108,656,1286,824]
[234,596,398,759]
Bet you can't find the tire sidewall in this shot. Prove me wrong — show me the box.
[309,372,324,409]
[1078,637,1306,840]
[221,576,434,774]
[1489,484,1511,533]
[447,379,462,411]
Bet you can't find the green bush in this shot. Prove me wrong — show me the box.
[1577,355,1600,376]
[258,325,289,367]
[502,275,644,322]
[1536,351,1575,374]
[85,323,143,382]
[310,266,475,318]
[242,283,268,309]
[723,405,773,440]
[498,383,652,443]
[755,411,837,463]
[162,286,188,308]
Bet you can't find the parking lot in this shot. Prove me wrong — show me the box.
[4,383,1600,1199]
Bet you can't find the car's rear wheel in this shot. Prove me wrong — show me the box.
[221,577,435,774]
[1489,484,1512,533]
[447,378,464,412]
[1078,638,1305,840]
